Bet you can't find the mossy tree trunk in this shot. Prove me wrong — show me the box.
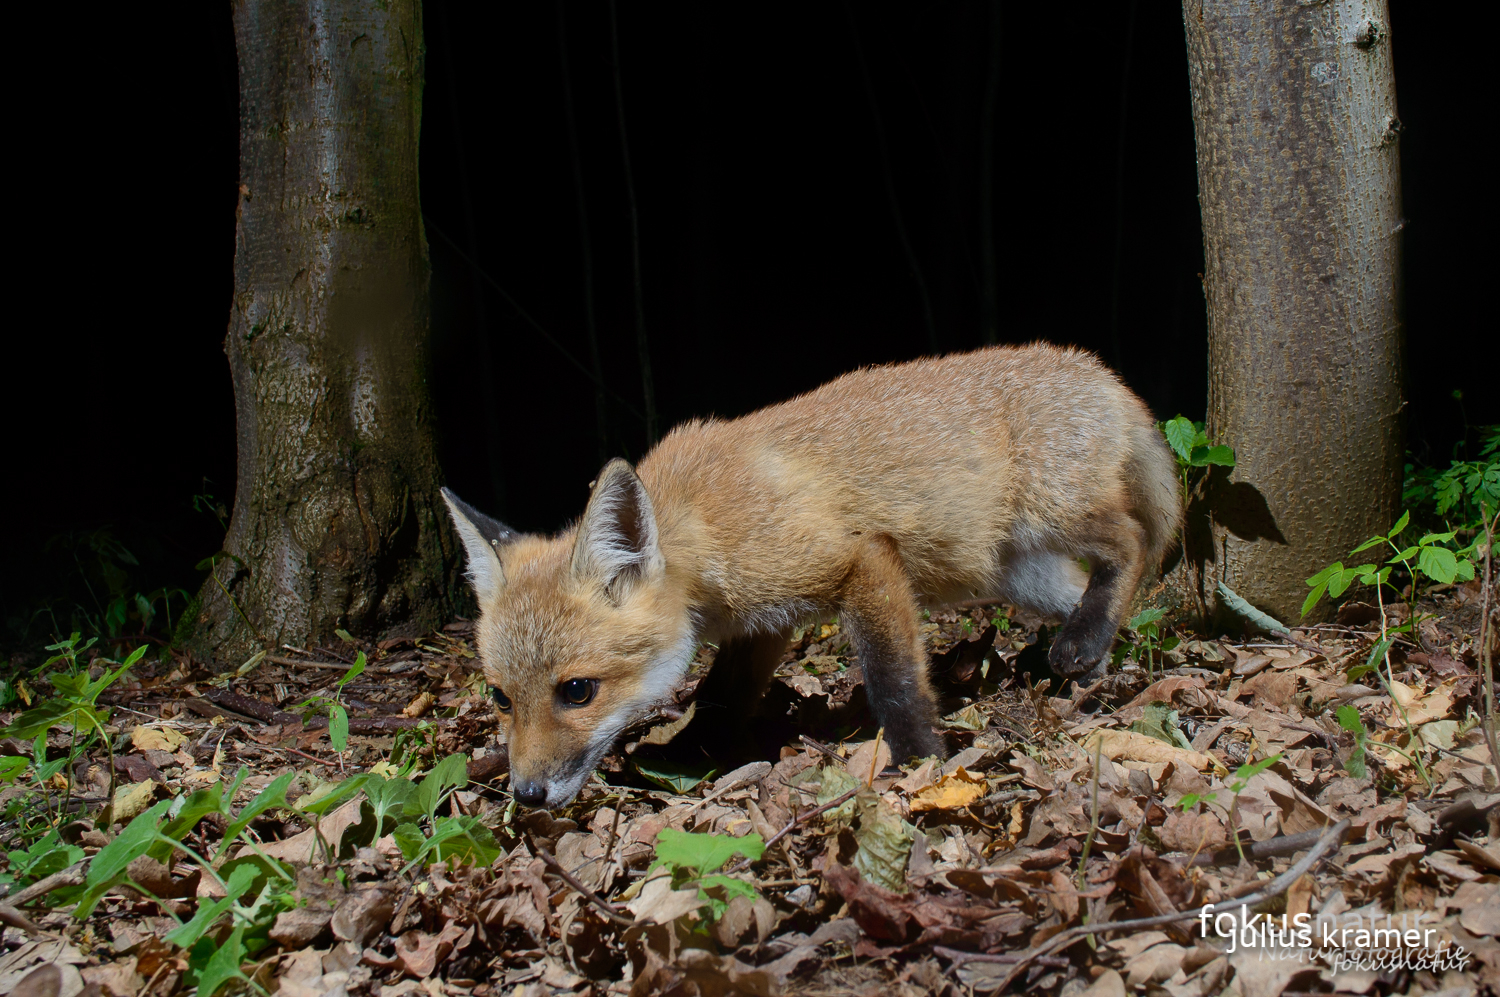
[1177,0,1405,625]
[195,0,458,664]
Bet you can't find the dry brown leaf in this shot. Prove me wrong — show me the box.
[129,727,188,753]
[908,767,985,813]
[624,873,706,926]
[109,781,157,825]
[1083,730,1221,772]
[844,739,893,784]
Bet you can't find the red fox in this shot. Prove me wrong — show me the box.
[443,344,1180,808]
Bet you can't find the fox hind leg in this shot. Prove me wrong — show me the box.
[839,535,946,763]
[1048,520,1148,682]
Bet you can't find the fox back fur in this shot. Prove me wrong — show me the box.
[444,344,1180,807]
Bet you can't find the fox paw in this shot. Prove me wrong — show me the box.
[1048,621,1112,679]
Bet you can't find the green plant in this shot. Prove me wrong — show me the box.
[1404,425,1499,534]
[1112,607,1178,680]
[1161,415,1236,502]
[1302,511,1482,793]
[649,828,765,922]
[1179,752,1282,863]
[0,828,85,892]
[1,635,145,829]
[292,652,367,762]
[1336,705,1370,779]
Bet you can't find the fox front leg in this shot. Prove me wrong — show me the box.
[837,534,946,764]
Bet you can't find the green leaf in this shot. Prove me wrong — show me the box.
[1389,510,1411,537]
[698,874,760,903]
[217,771,296,860]
[329,704,349,753]
[335,652,367,693]
[152,781,234,862]
[1163,417,1196,462]
[633,758,717,794]
[1350,536,1388,554]
[1419,531,1457,545]
[411,753,468,822]
[1200,444,1235,467]
[1128,608,1166,630]
[163,863,258,949]
[299,774,370,817]
[75,799,173,918]
[1227,752,1282,793]
[193,926,249,997]
[1417,545,1459,584]
[413,816,501,868]
[1217,582,1287,633]
[1363,637,1395,674]
[1326,567,1361,599]
[364,775,417,835]
[651,829,765,878]
[392,822,426,863]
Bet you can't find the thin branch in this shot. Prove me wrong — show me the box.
[984,819,1350,988]
[527,833,635,928]
[1479,507,1500,787]
[932,946,1070,969]
[726,789,859,875]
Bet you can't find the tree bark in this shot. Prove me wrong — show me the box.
[1179,0,1405,624]
[196,0,457,663]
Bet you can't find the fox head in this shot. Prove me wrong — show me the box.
[441,460,695,809]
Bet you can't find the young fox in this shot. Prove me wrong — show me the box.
[443,344,1180,808]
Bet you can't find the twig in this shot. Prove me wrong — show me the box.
[5,861,86,907]
[985,818,1350,989]
[267,654,362,672]
[726,789,858,875]
[799,735,844,761]
[933,946,1071,969]
[1479,508,1500,789]
[526,833,634,928]
[1182,825,1326,868]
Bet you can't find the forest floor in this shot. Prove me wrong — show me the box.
[0,581,1496,997]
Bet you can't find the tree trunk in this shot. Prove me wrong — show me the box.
[195,0,457,664]
[1179,0,1405,625]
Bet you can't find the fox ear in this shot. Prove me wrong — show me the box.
[572,459,664,592]
[441,488,517,605]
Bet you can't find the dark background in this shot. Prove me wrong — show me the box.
[4,1,1492,648]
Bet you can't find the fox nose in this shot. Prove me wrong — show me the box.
[512,777,547,808]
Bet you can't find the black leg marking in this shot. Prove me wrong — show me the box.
[1048,561,1124,679]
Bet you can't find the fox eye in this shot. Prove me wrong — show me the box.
[558,678,598,706]
[491,687,512,712]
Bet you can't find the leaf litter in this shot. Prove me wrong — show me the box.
[0,587,1495,997]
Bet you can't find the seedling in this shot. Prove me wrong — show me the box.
[1161,415,1236,502]
[1179,752,1282,864]
[293,651,367,763]
[649,828,765,922]
[1112,607,1178,680]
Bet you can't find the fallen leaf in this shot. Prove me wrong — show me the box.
[909,767,985,813]
[844,739,893,784]
[632,703,696,749]
[109,781,158,824]
[394,921,466,979]
[624,873,707,926]
[1083,730,1221,772]
[130,728,188,753]
[330,888,396,948]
